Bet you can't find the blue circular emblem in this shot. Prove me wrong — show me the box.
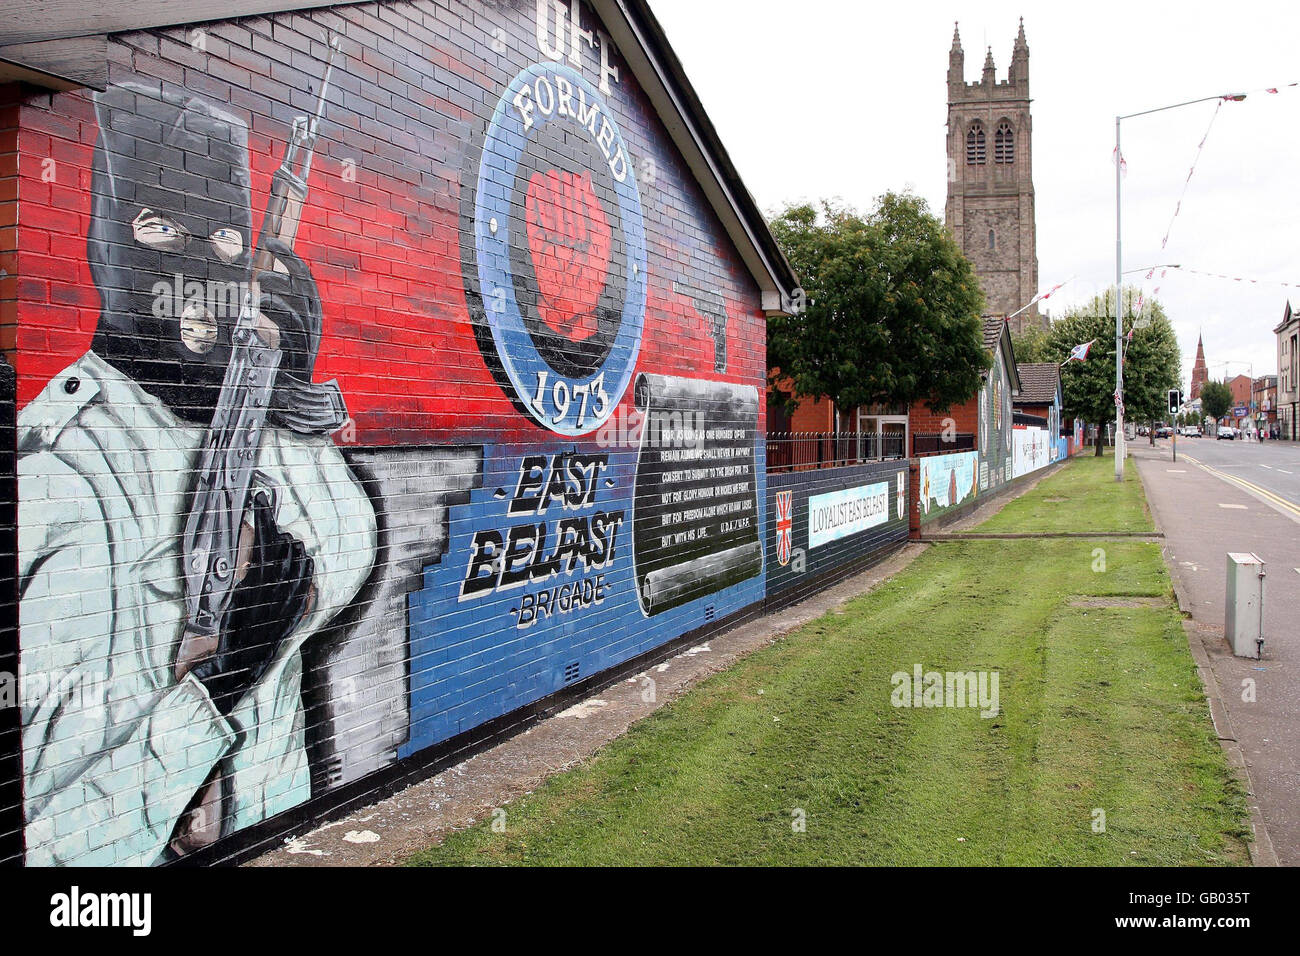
[467,63,647,436]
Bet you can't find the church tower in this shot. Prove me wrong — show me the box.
[945,20,1043,334]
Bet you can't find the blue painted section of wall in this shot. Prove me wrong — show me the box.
[402,439,767,755]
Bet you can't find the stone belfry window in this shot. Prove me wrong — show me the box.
[966,123,986,165]
[995,122,1014,164]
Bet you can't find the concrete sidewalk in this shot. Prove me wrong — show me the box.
[1131,441,1296,866]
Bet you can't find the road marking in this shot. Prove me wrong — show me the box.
[1167,469,1186,473]
[1219,504,1248,510]
[1278,469,1294,475]
[1260,464,1273,470]
[1189,459,1300,521]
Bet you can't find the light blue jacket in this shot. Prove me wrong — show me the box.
[18,352,376,865]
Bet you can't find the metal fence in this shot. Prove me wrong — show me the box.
[911,432,976,458]
[766,432,907,473]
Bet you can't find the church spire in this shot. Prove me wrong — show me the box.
[1010,17,1030,87]
[983,46,996,85]
[948,22,965,90]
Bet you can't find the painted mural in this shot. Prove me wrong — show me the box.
[10,0,768,865]
[978,343,1015,492]
[918,450,978,521]
[765,462,909,607]
[1012,426,1051,479]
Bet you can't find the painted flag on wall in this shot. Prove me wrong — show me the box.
[775,491,793,567]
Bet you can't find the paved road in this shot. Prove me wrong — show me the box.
[1132,440,1298,865]
[1162,435,1300,520]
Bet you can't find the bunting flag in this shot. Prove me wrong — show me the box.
[1145,267,1300,289]
[1066,340,1095,364]
[1007,277,1074,321]
[1112,146,1128,178]
[1141,83,1296,259]
[1033,278,1071,304]
[1160,100,1223,251]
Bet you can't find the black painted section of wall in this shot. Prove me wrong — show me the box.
[0,356,21,867]
[766,461,910,608]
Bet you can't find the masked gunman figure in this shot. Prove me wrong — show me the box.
[17,83,376,865]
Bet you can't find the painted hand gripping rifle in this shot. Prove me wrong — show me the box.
[176,36,342,678]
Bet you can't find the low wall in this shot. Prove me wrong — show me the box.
[917,450,980,525]
[765,461,910,609]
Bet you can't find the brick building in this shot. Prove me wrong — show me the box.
[1228,374,1253,424]
[945,20,1042,335]
[1253,374,1278,433]
[1013,362,1062,431]
[908,316,1020,466]
[1190,334,1209,400]
[0,0,802,866]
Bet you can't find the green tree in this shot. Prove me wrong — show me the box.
[1012,324,1052,364]
[1200,380,1233,424]
[767,194,990,415]
[1047,288,1181,456]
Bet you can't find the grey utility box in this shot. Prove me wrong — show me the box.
[1225,553,1265,659]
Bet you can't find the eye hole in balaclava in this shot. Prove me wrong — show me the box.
[89,83,254,424]
[89,81,347,437]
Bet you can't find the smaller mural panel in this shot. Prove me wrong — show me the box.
[807,482,891,549]
[1013,427,1052,479]
[918,451,979,522]
[766,462,909,605]
[630,374,762,616]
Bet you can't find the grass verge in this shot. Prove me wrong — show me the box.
[976,451,1155,535]
[406,455,1249,866]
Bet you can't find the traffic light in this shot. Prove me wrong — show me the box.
[1168,389,1182,416]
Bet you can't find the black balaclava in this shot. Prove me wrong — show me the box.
[88,83,255,424]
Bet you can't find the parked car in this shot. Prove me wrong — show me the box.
[1156,426,1174,438]
[1181,426,1200,437]
[1217,426,1236,440]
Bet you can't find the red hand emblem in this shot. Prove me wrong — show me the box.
[525,169,612,341]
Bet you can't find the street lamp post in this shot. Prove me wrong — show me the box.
[1113,94,1243,482]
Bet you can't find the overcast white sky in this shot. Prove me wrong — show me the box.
[651,0,1300,393]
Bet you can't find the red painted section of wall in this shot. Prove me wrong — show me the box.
[0,87,19,356]
[10,32,767,447]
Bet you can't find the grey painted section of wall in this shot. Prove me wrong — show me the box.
[301,447,482,793]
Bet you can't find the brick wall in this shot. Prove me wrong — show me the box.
[909,398,978,446]
[788,395,834,432]
[766,461,908,608]
[4,0,771,865]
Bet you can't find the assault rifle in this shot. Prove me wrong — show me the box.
[176,35,341,679]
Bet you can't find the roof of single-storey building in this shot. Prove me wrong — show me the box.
[1014,363,1062,406]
